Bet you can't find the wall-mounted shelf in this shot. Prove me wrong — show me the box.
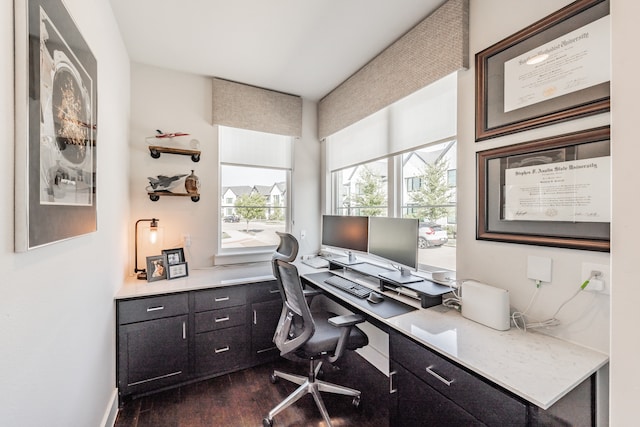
[148,191,200,202]
[148,145,201,162]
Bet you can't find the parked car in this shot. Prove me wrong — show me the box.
[223,214,240,223]
[418,222,448,248]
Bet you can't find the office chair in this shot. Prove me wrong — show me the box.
[263,232,369,427]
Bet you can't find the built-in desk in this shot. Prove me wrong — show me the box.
[299,262,609,425]
[114,261,609,425]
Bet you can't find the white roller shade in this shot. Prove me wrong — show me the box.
[327,72,457,171]
[219,126,292,169]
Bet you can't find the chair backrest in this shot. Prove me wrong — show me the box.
[273,231,298,263]
[271,233,315,356]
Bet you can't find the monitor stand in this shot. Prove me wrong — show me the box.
[379,267,423,284]
[335,251,363,266]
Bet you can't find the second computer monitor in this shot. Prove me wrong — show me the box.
[368,216,421,284]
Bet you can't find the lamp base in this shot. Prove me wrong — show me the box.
[136,271,147,280]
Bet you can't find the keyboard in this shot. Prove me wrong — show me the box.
[324,275,371,299]
[301,257,329,269]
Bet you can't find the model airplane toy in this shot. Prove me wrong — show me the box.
[147,174,188,192]
[154,129,190,138]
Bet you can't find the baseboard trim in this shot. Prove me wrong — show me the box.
[100,388,119,427]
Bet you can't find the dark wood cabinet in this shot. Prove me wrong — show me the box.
[390,330,527,426]
[193,287,249,376]
[389,330,594,426]
[251,299,282,363]
[391,363,483,426]
[117,280,284,403]
[117,294,189,397]
[248,280,282,364]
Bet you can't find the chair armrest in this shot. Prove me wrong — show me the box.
[328,313,365,328]
[303,289,323,298]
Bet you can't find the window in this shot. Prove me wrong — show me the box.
[406,177,423,192]
[326,73,457,271]
[219,126,292,253]
[333,159,388,217]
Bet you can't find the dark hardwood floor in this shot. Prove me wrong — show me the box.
[115,351,389,427]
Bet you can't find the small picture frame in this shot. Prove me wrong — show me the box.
[167,262,189,280]
[162,248,185,265]
[146,255,167,282]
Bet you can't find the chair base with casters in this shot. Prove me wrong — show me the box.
[262,311,368,427]
[262,357,361,427]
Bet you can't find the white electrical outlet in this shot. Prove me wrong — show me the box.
[527,255,552,283]
[581,262,610,294]
[183,234,192,248]
[300,230,306,240]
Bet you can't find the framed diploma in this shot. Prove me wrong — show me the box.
[477,126,610,252]
[475,0,610,141]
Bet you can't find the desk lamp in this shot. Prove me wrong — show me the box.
[134,218,159,280]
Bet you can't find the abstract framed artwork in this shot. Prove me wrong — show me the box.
[475,0,610,141]
[14,0,97,251]
[477,126,610,252]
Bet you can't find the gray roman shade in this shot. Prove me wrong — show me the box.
[318,0,469,140]
[212,78,303,137]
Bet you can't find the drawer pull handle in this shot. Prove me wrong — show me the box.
[214,296,230,302]
[269,289,280,294]
[426,366,453,386]
[146,306,164,312]
[215,346,230,354]
[253,310,257,325]
[389,370,397,394]
[215,316,230,323]
[182,322,186,340]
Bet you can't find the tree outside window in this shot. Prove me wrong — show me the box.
[408,159,452,222]
[235,192,267,232]
[351,165,387,217]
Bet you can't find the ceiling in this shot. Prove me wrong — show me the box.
[109,0,446,101]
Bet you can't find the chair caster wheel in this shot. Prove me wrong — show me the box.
[263,417,274,427]
[269,373,278,384]
[352,396,361,408]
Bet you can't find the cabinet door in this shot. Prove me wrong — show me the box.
[390,363,483,427]
[118,315,188,396]
[251,299,283,364]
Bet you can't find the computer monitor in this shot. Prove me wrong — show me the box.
[368,216,421,284]
[321,215,369,265]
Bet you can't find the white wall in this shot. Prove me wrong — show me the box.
[128,63,321,271]
[610,0,640,424]
[459,1,626,424]
[458,0,610,354]
[0,1,130,426]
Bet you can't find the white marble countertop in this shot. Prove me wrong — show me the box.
[115,262,274,299]
[387,308,608,409]
[114,261,609,410]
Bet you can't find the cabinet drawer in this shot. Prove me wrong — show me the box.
[195,306,246,333]
[194,286,246,312]
[195,325,249,374]
[118,293,189,325]
[391,363,483,427]
[249,280,281,303]
[391,332,526,426]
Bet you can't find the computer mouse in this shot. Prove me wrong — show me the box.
[367,292,384,304]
